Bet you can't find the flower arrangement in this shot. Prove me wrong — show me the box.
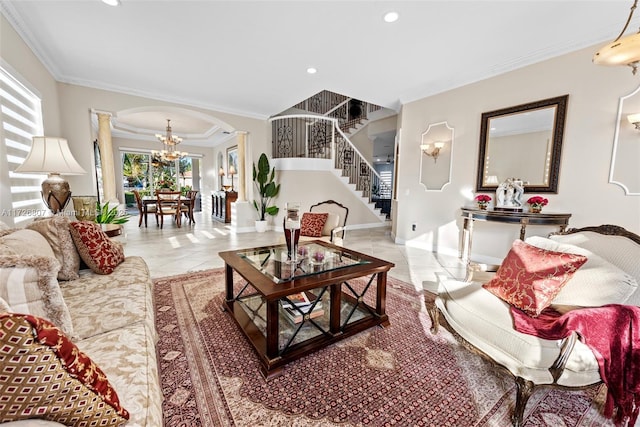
[158,179,175,189]
[527,196,548,212]
[527,196,548,208]
[474,194,491,209]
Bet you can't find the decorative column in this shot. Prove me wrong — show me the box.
[236,131,248,202]
[96,112,117,202]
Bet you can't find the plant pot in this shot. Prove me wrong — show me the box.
[530,206,542,214]
[255,220,268,233]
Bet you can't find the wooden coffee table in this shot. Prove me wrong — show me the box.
[219,240,394,379]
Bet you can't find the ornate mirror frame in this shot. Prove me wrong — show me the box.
[475,95,569,194]
[610,84,640,195]
[420,121,454,191]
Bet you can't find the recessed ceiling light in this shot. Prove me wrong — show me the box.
[383,12,399,23]
[307,67,317,74]
[102,0,120,6]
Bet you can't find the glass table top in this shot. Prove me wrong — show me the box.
[237,242,370,283]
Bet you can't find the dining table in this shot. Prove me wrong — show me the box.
[142,195,193,225]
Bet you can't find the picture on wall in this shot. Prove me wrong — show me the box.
[227,146,238,173]
[93,140,104,204]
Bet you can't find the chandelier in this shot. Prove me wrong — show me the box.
[153,119,187,161]
[593,0,640,75]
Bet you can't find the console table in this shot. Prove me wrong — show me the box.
[459,207,572,262]
[212,190,237,223]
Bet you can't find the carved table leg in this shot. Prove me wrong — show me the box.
[427,304,440,334]
[511,376,534,427]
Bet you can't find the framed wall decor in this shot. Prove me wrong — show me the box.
[227,146,238,173]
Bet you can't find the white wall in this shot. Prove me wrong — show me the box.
[395,43,640,262]
[267,169,383,230]
[55,84,269,204]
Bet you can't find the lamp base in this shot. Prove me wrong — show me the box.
[42,173,71,214]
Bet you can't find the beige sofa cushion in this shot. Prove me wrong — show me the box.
[26,216,81,281]
[60,256,155,341]
[0,296,11,312]
[0,229,56,259]
[0,255,75,340]
[77,322,162,427]
[550,231,640,285]
[322,212,340,236]
[527,236,638,307]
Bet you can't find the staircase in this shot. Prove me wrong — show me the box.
[271,91,391,221]
[291,90,383,135]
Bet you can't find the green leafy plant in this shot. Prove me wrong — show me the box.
[252,153,280,221]
[94,202,131,224]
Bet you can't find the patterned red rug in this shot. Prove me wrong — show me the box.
[153,269,612,426]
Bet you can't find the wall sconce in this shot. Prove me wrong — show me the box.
[628,113,640,130]
[420,141,445,163]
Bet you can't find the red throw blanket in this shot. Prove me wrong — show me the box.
[511,304,640,427]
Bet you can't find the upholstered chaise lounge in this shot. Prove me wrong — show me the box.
[429,225,640,426]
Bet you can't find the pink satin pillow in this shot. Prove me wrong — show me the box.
[482,239,587,317]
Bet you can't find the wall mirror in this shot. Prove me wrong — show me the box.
[476,95,568,193]
[610,85,640,195]
[420,121,453,191]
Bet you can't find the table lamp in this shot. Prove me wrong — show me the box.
[218,167,225,191]
[15,136,86,214]
[228,165,236,191]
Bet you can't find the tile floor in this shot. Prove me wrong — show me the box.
[120,210,467,293]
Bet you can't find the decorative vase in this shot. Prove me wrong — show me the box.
[478,203,488,210]
[72,196,98,221]
[284,202,301,260]
[255,220,268,232]
[530,206,542,213]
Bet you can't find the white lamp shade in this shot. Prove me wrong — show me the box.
[593,32,640,67]
[628,113,640,124]
[15,137,86,175]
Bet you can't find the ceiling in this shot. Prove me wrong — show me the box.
[1,0,636,146]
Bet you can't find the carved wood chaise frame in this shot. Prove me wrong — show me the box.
[428,224,640,427]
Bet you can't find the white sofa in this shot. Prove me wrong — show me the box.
[430,225,640,426]
[0,218,162,426]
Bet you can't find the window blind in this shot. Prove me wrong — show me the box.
[0,66,45,225]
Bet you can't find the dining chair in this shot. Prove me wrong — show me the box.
[156,191,182,229]
[180,190,198,224]
[133,189,157,227]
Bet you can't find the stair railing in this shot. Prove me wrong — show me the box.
[270,114,393,206]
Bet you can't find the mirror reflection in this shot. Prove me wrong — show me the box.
[476,95,568,193]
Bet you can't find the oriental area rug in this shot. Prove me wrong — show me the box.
[153,269,613,426]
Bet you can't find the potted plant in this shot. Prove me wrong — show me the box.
[94,201,131,224]
[252,153,280,232]
[527,196,549,213]
[474,194,492,210]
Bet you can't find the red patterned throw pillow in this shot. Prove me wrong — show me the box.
[482,239,588,317]
[0,313,129,425]
[300,212,329,237]
[69,221,124,275]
